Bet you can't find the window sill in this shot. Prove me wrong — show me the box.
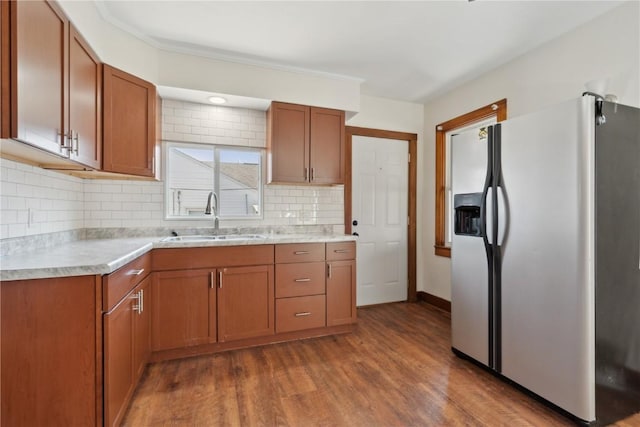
[434,245,451,258]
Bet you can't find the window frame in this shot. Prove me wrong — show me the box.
[164,141,264,221]
[434,99,507,257]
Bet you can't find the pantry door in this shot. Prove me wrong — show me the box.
[352,136,408,306]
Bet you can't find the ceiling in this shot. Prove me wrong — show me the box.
[96,1,623,105]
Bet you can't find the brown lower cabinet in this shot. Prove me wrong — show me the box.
[0,241,355,426]
[151,269,215,351]
[326,241,357,326]
[217,265,275,342]
[151,264,275,351]
[1,275,102,427]
[326,260,357,326]
[104,269,151,427]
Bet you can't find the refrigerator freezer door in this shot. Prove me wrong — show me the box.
[500,97,596,422]
[594,101,640,425]
[451,130,490,366]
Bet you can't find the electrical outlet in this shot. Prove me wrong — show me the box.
[27,208,34,228]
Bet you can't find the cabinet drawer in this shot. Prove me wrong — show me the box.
[103,253,151,312]
[326,241,356,261]
[276,295,326,333]
[275,243,325,263]
[276,262,325,298]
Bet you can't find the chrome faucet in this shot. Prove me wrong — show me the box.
[205,191,219,230]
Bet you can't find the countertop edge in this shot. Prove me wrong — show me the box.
[0,235,355,281]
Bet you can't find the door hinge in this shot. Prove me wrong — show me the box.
[408,153,410,163]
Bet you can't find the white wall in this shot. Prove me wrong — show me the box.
[348,95,424,134]
[421,1,640,301]
[58,1,159,83]
[158,51,361,114]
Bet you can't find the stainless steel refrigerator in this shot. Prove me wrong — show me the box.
[450,94,640,425]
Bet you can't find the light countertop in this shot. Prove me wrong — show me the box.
[0,234,356,281]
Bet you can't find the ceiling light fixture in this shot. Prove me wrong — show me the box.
[208,96,227,104]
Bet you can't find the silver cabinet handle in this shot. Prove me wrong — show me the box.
[139,289,144,313]
[294,251,310,255]
[131,290,142,314]
[210,271,215,289]
[218,270,223,289]
[294,278,311,282]
[128,269,145,276]
[334,249,350,254]
[59,132,72,156]
[71,131,79,155]
[304,167,308,181]
[310,167,315,181]
[295,312,311,317]
[328,263,332,279]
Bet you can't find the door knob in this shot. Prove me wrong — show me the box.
[352,220,358,226]
[352,232,359,236]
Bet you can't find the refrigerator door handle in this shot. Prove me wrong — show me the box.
[496,186,509,247]
[481,127,494,248]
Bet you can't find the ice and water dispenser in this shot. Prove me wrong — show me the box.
[454,193,483,237]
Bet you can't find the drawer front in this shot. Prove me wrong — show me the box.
[103,253,151,312]
[275,243,325,263]
[276,295,326,333]
[326,241,356,261]
[275,262,326,298]
[152,245,274,271]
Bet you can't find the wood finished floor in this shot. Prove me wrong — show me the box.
[123,302,640,426]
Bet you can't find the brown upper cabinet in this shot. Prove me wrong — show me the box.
[103,64,157,177]
[2,0,102,169]
[267,101,345,185]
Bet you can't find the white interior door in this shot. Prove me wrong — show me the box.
[352,136,408,306]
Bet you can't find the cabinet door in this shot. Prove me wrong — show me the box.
[103,64,156,177]
[267,102,309,183]
[309,107,345,184]
[152,269,213,351]
[104,291,135,427]
[218,265,275,342]
[12,0,68,154]
[1,276,99,427]
[133,275,151,382]
[326,260,357,326]
[68,24,101,169]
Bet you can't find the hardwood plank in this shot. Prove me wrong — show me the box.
[122,302,640,426]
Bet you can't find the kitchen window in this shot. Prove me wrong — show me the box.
[165,142,263,220]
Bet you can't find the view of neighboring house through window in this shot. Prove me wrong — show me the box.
[165,142,263,219]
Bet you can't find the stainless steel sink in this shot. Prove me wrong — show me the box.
[160,234,265,242]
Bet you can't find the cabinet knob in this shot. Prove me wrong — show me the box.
[352,232,359,237]
[352,220,358,226]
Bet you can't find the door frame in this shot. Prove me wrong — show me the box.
[344,126,418,302]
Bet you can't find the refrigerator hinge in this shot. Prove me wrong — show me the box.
[583,91,607,125]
